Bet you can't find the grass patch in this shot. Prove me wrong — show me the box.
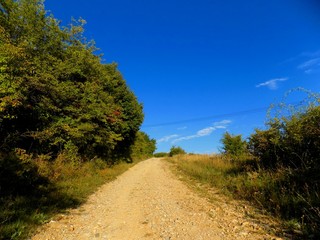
[167,154,320,239]
[0,157,139,240]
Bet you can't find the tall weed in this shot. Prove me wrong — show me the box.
[168,154,320,239]
[0,153,137,240]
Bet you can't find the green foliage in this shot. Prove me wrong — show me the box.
[0,157,136,239]
[130,131,156,160]
[220,132,248,160]
[168,95,320,238]
[154,152,169,158]
[0,0,143,161]
[249,105,320,169]
[247,102,320,237]
[169,146,186,157]
[0,1,144,238]
[168,154,318,239]
[0,150,48,197]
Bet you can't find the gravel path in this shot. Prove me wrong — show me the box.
[32,158,283,240]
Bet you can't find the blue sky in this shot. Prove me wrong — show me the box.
[45,0,320,154]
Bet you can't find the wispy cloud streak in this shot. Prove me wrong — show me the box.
[157,134,179,143]
[298,58,320,74]
[172,120,231,143]
[256,78,288,90]
[214,120,232,126]
[281,50,320,65]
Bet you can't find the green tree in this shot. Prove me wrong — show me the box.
[130,131,156,160]
[220,132,247,160]
[0,1,146,237]
[0,0,143,163]
[153,152,168,158]
[102,63,144,161]
[169,146,186,157]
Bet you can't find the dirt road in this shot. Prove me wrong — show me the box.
[32,158,282,240]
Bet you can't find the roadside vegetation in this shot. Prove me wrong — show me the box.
[169,146,186,157]
[153,152,169,158]
[0,0,156,239]
[167,93,320,239]
[0,159,141,239]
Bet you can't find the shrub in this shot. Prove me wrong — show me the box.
[130,131,156,160]
[153,152,168,158]
[249,105,320,169]
[220,132,248,161]
[169,146,186,157]
[247,101,320,237]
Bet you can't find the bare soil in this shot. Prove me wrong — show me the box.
[32,158,283,240]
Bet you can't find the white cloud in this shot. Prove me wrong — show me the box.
[172,127,214,144]
[298,58,320,74]
[282,50,320,64]
[256,78,288,90]
[197,127,215,136]
[172,135,197,143]
[172,120,231,144]
[214,120,232,126]
[304,69,313,74]
[157,134,179,143]
[215,125,227,129]
[298,58,320,69]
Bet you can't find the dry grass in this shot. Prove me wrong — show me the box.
[167,154,320,239]
[0,158,140,240]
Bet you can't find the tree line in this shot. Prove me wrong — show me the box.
[0,0,156,196]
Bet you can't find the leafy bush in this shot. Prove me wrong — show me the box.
[220,132,248,161]
[168,96,320,238]
[130,131,156,160]
[247,102,320,237]
[0,150,48,197]
[0,155,135,239]
[154,152,169,158]
[169,146,186,157]
[249,105,320,170]
[168,153,319,239]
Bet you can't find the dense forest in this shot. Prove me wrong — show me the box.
[0,0,155,225]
